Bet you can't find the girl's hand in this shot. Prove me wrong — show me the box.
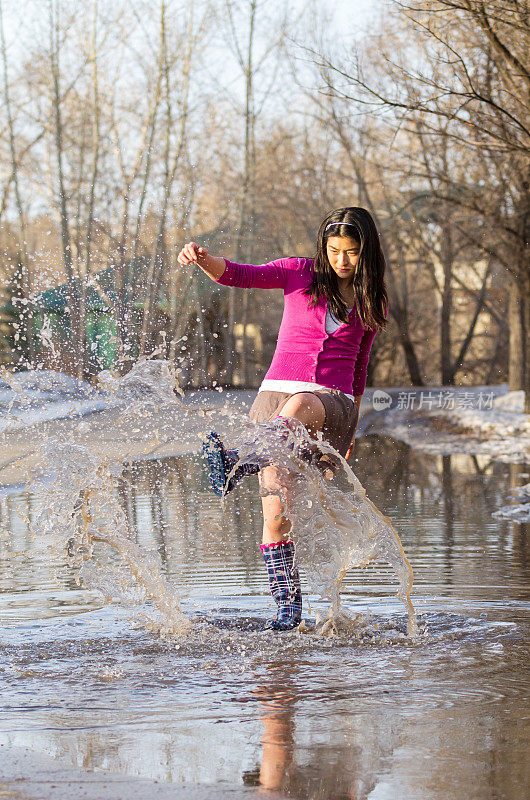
[345,434,356,461]
[177,241,209,267]
[177,242,226,281]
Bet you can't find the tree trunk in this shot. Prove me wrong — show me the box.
[440,226,453,384]
[223,290,236,385]
[0,0,36,365]
[224,0,258,386]
[49,0,81,376]
[194,276,208,383]
[448,258,493,385]
[139,0,192,358]
[82,0,100,378]
[508,278,524,394]
[399,328,425,386]
[521,272,530,414]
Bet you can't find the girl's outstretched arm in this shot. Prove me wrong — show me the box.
[178,241,294,290]
[177,242,226,281]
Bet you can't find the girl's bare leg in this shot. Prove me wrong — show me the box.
[260,392,325,544]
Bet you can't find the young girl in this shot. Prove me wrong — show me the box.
[177,207,389,631]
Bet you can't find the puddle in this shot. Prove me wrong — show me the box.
[0,379,529,799]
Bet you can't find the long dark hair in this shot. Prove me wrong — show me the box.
[304,207,388,331]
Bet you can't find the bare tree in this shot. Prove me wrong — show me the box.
[302,88,428,383]
[138,0,200,357]
[0,0,36,363]
[307,0,530,407]
[47,0,83,374]
[221,0,290,385]
[105,3,166,365]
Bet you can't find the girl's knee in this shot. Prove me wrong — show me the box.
[277,392,325,434]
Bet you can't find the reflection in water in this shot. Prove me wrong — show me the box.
[245,663,392,799]
[352,436,530,601]
[441,455,455,578]
[507,462,529,572]
[245,664,296,792]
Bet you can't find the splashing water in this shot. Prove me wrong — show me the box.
[16,358,416,637]
[24,360,199,636]
[38,315,58,359]
[98,357,184,404]
[231,418,417,636]
[32,438,190,637]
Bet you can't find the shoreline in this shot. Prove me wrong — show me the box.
[0,385,528,489]
[0,744,252,800]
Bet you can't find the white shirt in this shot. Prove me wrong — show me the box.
[325,306,352,334]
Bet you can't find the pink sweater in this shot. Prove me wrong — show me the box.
[216,257,383,397]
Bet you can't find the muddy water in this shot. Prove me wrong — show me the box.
[1,431,529,799]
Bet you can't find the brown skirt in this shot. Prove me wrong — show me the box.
[248,388,358,458]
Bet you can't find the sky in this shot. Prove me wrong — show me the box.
[2,0,388,50]
[328,0,387,38]
[0,0,390,161]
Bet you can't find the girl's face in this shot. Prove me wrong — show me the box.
[326,235,360,281]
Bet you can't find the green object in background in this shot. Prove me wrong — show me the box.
[33,271,121,370]
[86,312,117,369]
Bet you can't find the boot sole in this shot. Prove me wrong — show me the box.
[202,432,228,497]
[264,618,301,632]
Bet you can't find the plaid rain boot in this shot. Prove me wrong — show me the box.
[202,431,261,497]
[260,540,302,631]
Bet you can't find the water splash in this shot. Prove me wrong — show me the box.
[10,358,416,637]
[38,315,58,359]
[98,357,184,404]
[32,439,190,637]
[231,418,417,636]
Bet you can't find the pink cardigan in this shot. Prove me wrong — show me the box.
[215,257,383,397]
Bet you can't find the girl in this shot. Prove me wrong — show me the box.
[177,207,388,631]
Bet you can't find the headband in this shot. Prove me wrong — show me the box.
[325,222,358,231]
